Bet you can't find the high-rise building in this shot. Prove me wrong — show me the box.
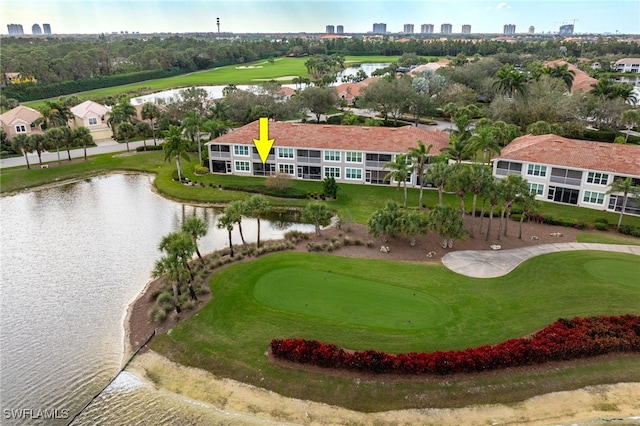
[559,24,574,35]
[403,24,414,34]
[503,24,516,35]
[373,23,387,34]
[528,26,535,34]
[43,23,51,35]
[420,24,434,34]
[461,24,471,34]
[440,23,452,34]
[336,25,344,34]
[32,24,42,35]
[7,24,24,35]
[326,25,335,34]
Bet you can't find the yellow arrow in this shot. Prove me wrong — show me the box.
[252,117,275,164]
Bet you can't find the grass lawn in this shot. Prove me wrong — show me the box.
[24,55,401,108]
[577,233,640,245]
[150,250,640,411]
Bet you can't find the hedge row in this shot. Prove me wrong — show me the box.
[271,315,640,375]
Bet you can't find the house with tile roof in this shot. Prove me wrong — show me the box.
[614,58,640,73]
[0,105,44,139]
[69,100,111,140]
[206,121,450,186]
[492,134,640,216]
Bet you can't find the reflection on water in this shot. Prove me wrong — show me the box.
[0,174,313,425]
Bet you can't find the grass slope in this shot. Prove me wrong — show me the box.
[150,250,640,411]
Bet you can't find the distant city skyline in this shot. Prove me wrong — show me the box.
[2,0,639,35]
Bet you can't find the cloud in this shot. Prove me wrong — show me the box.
[497,2,509,9]
[486,6,492,10]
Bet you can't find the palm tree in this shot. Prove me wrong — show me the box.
[441,135,469,164]
[607,177,640,228]
[181,216,208,263]
[424,160,451,206]
[408,140,432,209]
[367,200,404,242]
[202,119,230,139]
[493,65,528,99]
[620,109,640,143]
[466,126,501,166]
[447,163,472,217]
[427,205,466,249]
[107,97,136,138]
[216,212,236,257]
[36,100,72,130]
[70,127,93,161]
[44,127,65,165]
[517,190,540,240]
[141,102,161,147]
[401,210,428,246]
[182,111,205,165]
[152,255,184,314]
[496,174,529,240]
[383,153,411,208]
[302,202,334,236]
[11,134,32,169]
[227,200,247,246]
[244,194,270,248]
[163,125,190,182]
[158,231,198,301]
[27,133,46,166]
[467,164,493,238]
[117,122,135,152]
[484,180,500,242]
[542,64,575,91]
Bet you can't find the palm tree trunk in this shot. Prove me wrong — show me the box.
[486,207,494,242]
[176,156,182,182]
[228,229,234,257]
[82,141,87,161]
[23,152,31,169]
[66,146,71,161]
[37,151,43,165]
[193,239,203,263]
[470,193,478,238]
[479,199,486,235]
[172,282,181,313]
[403,181,407,208]
[187,276,198,301]
[238,221,246,246]
[197,129,202,166]
[459,194,465,217]
[503,206,511,236]
[518,214,525,239]
[438,187,443,206]
[418,185,424,209]
[125,137,130,152]
[497,207,506,240]
[618,195,628,228]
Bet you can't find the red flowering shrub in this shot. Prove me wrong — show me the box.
[270,315,640,375]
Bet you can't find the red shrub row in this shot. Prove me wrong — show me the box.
[270,315,640,375]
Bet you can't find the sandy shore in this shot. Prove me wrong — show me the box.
[128,350,640,425]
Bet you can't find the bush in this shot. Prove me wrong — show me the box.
[135,144,164,152]
[594,222,610,231]
[595,217,609,225]
[618,225,640,237]
[193,165,209,175]
[265,172,292,193]
[223,184,307,199]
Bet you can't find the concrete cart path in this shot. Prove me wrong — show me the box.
[441,243,640,278]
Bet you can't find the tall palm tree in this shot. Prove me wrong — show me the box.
[243,194,270,248]
[117,122,135,152]
[484,180,500,242]
[408,140,432,209]
[141,102,160,147]
[71,127,93,161]
[202,119,230,139]
[163,125,190,182]
[620,109,640,143]
[181,216,208,263]
[108,97,136,138]
[467,164,493,238]
[227,200,247,246]
[447,163,472,218]
[424,160,451,206]
[158,231,198,301]
[383,153,411,208]
[152,255,185,314]
[543,64,575,91]
[466,126,501,166]
[36,100,72,130]
[216,212,236,257]
[427,205,466,249]
[182,111,205,165]
[493,65,528,99]
[496,174,529,240]
[44,127,65,165]
[11,134,32,169]
[607,177,640,228]
[302,202,334,236]
[27,133,46,166]
[517,190,540,240]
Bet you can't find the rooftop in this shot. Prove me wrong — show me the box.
[0,105,42,125]
[495,134,640,177]
[208,121,450,153]
[543,59,598,92]
[70,100,110,118]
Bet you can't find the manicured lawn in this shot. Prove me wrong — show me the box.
[150,250,640,411]
[577,233,640,245]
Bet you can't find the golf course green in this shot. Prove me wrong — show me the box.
[150,249,640,410]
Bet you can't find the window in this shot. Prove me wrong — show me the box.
[279,164,294,174]
[15,124,26,133]
[234,145,249,156]
[210,144,230,153]
[234,160,250,172]
[547,186,579,205]
[297,149,321,162]
[550,168,582,186]
[583,191,605,205]
[277,147,294,159]
[345,151,362,163]
[88,117,98,126]
[527,164,547,177]
[324,166,341,178]
[586,172,609,185]
[496,161,523,176]
[324,150,341,162]
[345,168,362,180]
[529,183,544,196]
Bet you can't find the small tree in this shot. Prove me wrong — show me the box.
[302,202,334,236]
[321,176,339,199]
[117,121,135,152]
[401,210,429,246]
[11,134,32,169]
[428,205,466,249]
[607,177,640,228]
[244,194,270,248]
[181,216,208,263]
[408,140,432,208]
[383,154,411,208]
[367,200,404,242]
[216,212,236,257]
[266,172,292,194]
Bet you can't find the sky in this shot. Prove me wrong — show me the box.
[2,0,639,35]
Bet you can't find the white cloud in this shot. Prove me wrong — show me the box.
[497,2,508,9]
[486,6,493,10]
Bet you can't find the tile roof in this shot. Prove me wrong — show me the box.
[495,134,640,177]
[70,100,110,118]
[543,59,598,92]
[615,58,640,65]
[0,105,42,125]
[208,121,450,154]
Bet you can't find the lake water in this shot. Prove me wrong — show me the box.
[0,174,313,425]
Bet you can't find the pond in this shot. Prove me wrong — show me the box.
[0,174,313,425]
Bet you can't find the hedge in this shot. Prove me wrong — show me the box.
[271,315,640,375]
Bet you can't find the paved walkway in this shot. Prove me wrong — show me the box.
[441,243,640,278]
